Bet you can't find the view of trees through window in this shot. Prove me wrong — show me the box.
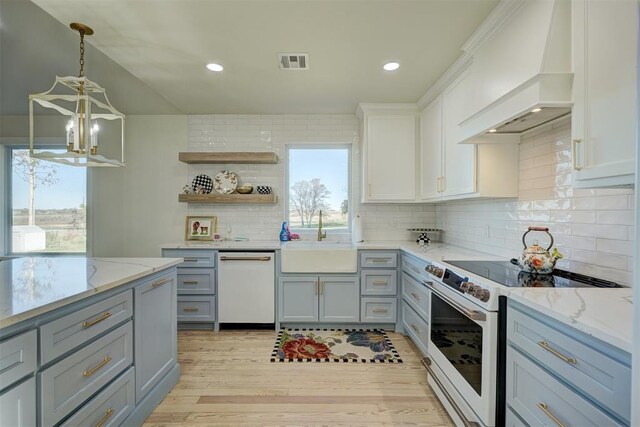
[288,147,349,230]
[11,149,86,253]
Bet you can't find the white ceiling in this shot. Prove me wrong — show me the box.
[30,0,498,114]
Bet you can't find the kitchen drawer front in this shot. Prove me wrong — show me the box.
[361,270,397,296]
[163,249,216,268]
[177,296,215,322]
[360,298,397,323]
[61,367,135,427]
[0,377,36,427]
[0,330,37,390]
[360,251,397,268]
[401,272,430,321]
[40,322,133,427]
[402,255,428,282]
[508,301,630,421]
[402,303,429,356]
[40,291,133,365]
[507,346,622,427]
[177,269,215,295]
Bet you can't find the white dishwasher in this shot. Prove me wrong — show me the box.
[217,252,275,324]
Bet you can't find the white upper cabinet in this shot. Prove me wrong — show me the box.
[420,96,443,200]
[358,104,417,203]
[571,0,638,188]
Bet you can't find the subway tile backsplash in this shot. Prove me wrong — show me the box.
[436,118,635,286]
[187,114,436,242]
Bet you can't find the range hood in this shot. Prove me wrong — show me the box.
[457,0,573,144]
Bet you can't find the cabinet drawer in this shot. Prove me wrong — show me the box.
[505,407,527,427]
[40,322,133,427]
[361,298,397,323]
[360,251,397,268]
[361,270,397,295]
[402,303,429,356]
[163,249,216,268]
[177,296,215,322]
[61,367,135,427]
[0,330,37,391]
[40,291,133,365]
[402,255,428,282]
[401,272,430,321]
[0,377,36,427]
[177,269,215,294]
[507,346,622,427]
[508,301,630,422]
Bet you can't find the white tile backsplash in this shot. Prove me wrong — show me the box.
[187,114,436,241]
[436,118,635,286]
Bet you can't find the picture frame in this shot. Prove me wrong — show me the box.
[185,216,217,241]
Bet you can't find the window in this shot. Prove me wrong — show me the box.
[9,148,87,253]
[287,146,350,230]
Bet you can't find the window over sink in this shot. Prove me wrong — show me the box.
[8,147,87,254]
[286,146,351,232]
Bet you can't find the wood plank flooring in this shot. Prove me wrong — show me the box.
[144,330,454,426]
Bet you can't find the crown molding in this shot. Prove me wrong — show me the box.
[417,54,473,109]
[461,0,527,55]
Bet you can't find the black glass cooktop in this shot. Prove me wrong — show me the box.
[445,260,622,288]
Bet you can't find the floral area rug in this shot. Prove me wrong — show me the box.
[271,328,403,363]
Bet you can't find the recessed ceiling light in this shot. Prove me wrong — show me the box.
[531,107,542,113]
[383,62,400,71]
[488,129,497,133]
[206,63,223,72]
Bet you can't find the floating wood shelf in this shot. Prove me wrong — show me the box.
[178,193,278,204]
[179,152,278,164]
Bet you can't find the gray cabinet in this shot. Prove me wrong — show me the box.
[400,254,431,356]
[506,299,631,425]
[279,275,358,323]
[134,273,177,403]
[162,249,216,328]
[0,330,37,390]
[360,251,399,325]
[0,378,36,427]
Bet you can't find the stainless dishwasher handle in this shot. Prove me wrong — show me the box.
[220,256,272,261]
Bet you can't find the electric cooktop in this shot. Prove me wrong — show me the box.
[445,260,622,288]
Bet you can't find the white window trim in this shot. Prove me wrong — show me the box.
[285,144,352,240]
[3,138,91,256]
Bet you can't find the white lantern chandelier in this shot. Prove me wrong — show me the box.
[29,23,125,167]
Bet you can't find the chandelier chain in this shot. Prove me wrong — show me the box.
[79,30,85,77]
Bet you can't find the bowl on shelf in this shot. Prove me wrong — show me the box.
[236,184,253,194]
[256,186,272,195]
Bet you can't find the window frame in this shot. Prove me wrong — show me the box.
[5,142,90,256]
[285,144,352,236]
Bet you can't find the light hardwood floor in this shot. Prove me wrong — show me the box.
[144,330,454,426]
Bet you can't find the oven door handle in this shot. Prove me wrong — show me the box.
[423,281,486,322]
[421,357,481,427]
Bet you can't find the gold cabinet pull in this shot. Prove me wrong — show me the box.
[372,308,388,313]
[319,281,324,295]
[370,258,388,263]
[182,280,199,285]
[538,341,577,365]
[410,324,420,333]
[151,277,171,288]
[183,307,199,312]
[572,138,583,171]
[410,292,421,301]
[314,281,318,295]
[537,402,566,427]
[82,312,111,328]
[95,408,114,427]
[83,356,112,377]
[372,280,388,286]
[183,257,198,262]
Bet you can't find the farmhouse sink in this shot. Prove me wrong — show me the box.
[280,242,357,273]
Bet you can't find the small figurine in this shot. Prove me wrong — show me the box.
[195,185,207,195]
[183,184,192,194]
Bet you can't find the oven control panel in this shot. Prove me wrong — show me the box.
[425,264,444,279]
[460,281,491,302]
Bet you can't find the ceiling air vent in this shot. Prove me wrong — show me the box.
[278,53,309,70]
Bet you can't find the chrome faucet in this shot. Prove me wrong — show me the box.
[317,210,327,241]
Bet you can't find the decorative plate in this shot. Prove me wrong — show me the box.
[214,170,238,194]
[191,174,213,194]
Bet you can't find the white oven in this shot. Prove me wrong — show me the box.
[423,268,498,427]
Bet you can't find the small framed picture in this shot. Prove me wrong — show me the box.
[185,216,217,241]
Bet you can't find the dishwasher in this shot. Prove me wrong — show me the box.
[217,252,275,324]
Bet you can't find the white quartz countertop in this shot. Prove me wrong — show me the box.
[0,257,182,329]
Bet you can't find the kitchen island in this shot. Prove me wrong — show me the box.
[0,256,182,427]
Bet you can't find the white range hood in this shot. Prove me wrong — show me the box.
[457,0,573,144]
